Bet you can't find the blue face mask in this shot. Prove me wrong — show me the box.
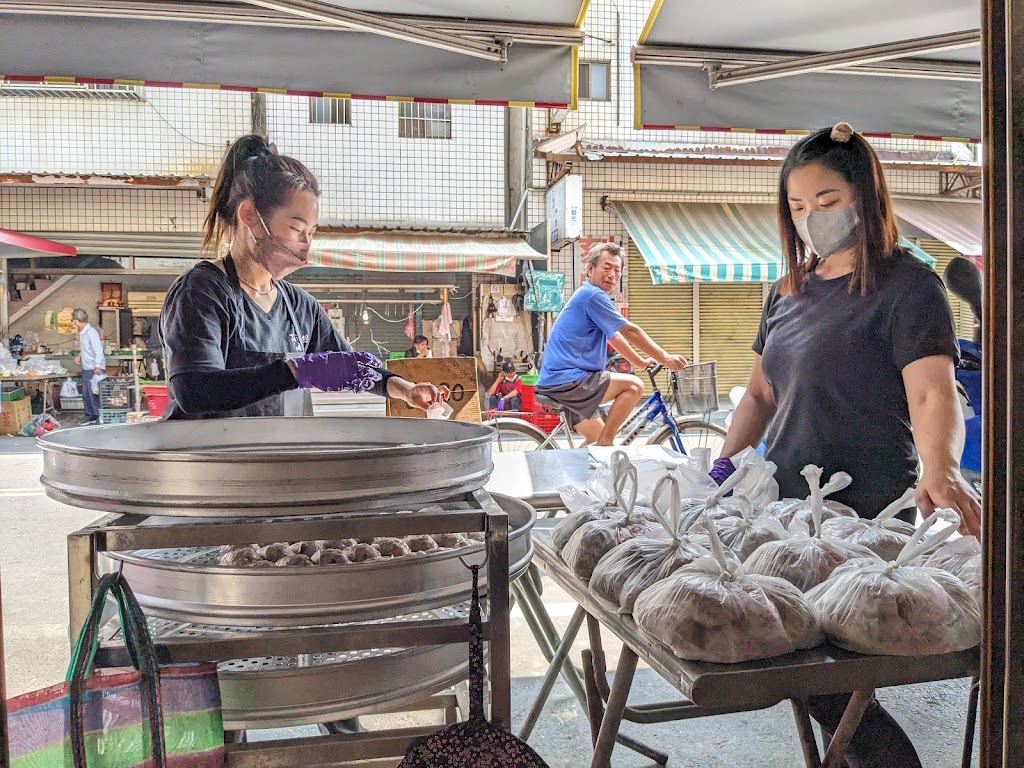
[794,203,861,258]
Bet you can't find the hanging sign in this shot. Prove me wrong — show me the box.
[547,175,582,249]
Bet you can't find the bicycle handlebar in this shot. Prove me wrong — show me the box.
[646,363,664,388]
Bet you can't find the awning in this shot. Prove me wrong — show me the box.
[0,1,587,108]
[632,1,981,140]
[0,228,77,259]
[615,202,784,284]
[309,232,546,275]
[893,199,982,257]
[614,201,934,285]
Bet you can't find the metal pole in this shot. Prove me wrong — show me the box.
[709,29,980,88]
[0,259,8,344]
[0,565,10,768]
[1002,0,1024,760]
[980,1,1009,764]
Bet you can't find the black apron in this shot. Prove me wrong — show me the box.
[222,256,312,418]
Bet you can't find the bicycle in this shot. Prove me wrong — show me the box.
[487,361,727,455]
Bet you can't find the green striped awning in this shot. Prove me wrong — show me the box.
[614,201,783,284]
[309,232,545,275]
[613,201,932,284]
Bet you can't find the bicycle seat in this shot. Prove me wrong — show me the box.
[534,394,567,411]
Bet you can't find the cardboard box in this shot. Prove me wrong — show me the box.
[0,396,32,435]
[385,357,481,423]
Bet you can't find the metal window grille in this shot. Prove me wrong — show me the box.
[398,102,453,140]
[578,61,611,101]
[308,97,351,126]
[0,81,144,101]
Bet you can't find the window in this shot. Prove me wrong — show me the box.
[308,96,351,125]
[0,81,144,100]
[578,61,611,101]
[398,102,452,140]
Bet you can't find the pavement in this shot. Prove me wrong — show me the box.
[0,424,980,767]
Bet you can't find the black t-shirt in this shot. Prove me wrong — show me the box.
[754,250,959,517]
[160,260,386,418]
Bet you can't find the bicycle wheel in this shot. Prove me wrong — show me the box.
[648,419,727,456]
[486,417,556,452]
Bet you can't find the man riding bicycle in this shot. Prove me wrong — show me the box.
[537,243,686,446]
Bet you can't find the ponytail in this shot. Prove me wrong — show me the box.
[201,134,320,257]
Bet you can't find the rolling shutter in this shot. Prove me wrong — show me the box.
[915,238,976,340]
[627,246,693,393]
[697,283,765,396]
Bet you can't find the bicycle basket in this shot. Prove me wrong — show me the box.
[672,362,719,413]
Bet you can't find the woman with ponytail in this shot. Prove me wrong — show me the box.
[160,135,446,418]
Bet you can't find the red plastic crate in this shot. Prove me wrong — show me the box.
[520,383,536,412]
[529,411,562,434]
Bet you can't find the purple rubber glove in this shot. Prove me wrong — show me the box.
[497,397,507,411]
[709,456,737,487]
[292,351,383,393]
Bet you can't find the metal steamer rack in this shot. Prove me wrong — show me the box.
[41,417,531,767]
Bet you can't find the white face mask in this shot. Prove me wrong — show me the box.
[794,203,861,259]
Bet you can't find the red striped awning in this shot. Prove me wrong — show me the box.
[309,232,545,275]
[0,228,77,259]
[893,199,982,258]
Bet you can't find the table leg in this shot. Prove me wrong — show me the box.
[590,644,639,768]
[511,580,587,703]
[962,675,980,768]
[519,605,586,740]
[582,649,604,746]
[821,690,873,768]
[790,698,822,768]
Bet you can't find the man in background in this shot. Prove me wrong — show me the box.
[487,360,522,412]
[72,308,105,426]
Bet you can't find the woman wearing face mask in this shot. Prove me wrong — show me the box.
[711,122,980,767]
[160,135,445,419]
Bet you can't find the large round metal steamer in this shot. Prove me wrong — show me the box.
[49,417,531,735]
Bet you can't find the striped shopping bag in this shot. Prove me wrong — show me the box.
[7,572,225,767]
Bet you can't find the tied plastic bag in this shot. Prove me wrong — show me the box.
[553,452,654,552]
[821,487,918,561]
[729,447,781,508]
[562,462,659,580]
[590,475,722,614]
[762,468,856,532]
[712,495,788,562]
[924,535,982,598]
[677,462,758,532]
[633,520,822,663]
[809,511,981,656]
[60,377,80,398]
[744,466,880,592]
[91,372,108,396]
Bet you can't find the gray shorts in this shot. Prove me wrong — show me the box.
[536,371,611,428]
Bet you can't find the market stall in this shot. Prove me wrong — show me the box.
[487,449,982,768]
[33,417,531,764]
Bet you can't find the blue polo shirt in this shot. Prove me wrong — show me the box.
[538,281,627,387]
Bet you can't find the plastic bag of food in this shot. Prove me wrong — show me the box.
[712,495,788,562]
[590,475,718,614]
[820,487,918,561]
[633,520,822,663]
[677,463,759,532]
[553,452,637,551]
[562,462,660,580]
[924,535,982,597]
[729,447,781,508]
[809,511,980,656]
[744,466,879,592]
[762,467,856,532]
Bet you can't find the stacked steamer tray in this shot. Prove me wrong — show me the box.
[41,417,534,761]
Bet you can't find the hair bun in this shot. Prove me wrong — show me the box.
[830,122,854,143]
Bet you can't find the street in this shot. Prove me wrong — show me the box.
[0,439,979,767]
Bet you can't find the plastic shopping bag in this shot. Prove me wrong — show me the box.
[633,520,821,663]
[6,572,224,767]
[744,466,880,592]
[60,377,80,398]
[762,467,857,532]
[712,495,787,562]
[820,487,918,561]
[90,372,108,396]
[808,511,981,656]
[590,475,721,614]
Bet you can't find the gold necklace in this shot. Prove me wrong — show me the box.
[237,274,276,296]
